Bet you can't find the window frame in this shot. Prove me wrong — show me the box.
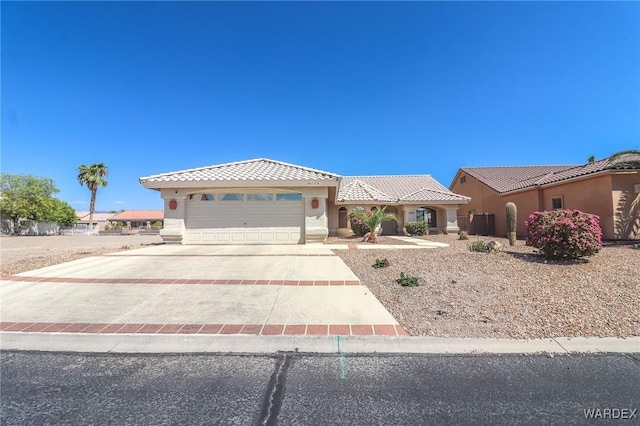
[276,193,303,201]
[551,197,563,210]
[247,193,274,202]
[219,193,245,201]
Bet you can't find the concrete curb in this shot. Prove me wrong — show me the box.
[1,333,638,354]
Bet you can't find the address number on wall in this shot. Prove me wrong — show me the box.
[307,181,320,186]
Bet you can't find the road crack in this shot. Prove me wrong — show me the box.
[257,354,291,426]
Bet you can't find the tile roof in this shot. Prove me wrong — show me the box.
[76,212,115,222]
[460,166,575,193]
[140,158,340,185]
[460,152,640,194]
[338,175,469,203]
[109,210,164,221]
[338,180,396,202]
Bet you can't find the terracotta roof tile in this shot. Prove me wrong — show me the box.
[109,210,164,221]
[461,153,640,194]
[76,212,115,222]
[140,158,340,185]
[337,180,395,202]
[338,175,469,203]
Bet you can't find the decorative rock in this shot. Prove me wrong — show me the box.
[487,240,502,253]
[362,232,371,242]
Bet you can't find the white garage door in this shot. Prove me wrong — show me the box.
[185,193,304,244]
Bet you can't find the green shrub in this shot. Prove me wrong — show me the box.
[468,239,489,253]
[110,221,123,230]
[372,258,390,268]
[405,221,429,236]
[525,209,602,260]
[349,216,370,237]
[468,239,501,253]
[151,220,163,229]
[458,231,469,240]
[396,272,419,287]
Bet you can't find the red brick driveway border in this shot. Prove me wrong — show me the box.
[0,322,408,336]
[1,276,361,286]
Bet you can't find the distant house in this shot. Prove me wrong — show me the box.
[76,211,114,231]
[108,210,164,229]
[449,154,640,240]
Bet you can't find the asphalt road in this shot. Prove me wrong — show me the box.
[1,352,638,425]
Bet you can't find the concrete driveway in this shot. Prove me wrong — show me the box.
[1,244,404,337]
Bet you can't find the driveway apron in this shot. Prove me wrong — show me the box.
[0,245,405,337]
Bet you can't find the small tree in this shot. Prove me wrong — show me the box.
[0,174,60,234]
[43,198,78,226]
[77,163,109,232]
[349,207,398,243]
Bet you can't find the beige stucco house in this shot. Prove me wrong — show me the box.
[449,154,640,240]
[140,158,469,244]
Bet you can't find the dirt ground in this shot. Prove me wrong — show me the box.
[0,234,163,276]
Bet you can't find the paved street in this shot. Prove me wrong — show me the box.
[2,352,638,425]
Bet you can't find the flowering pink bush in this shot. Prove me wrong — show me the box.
[525,209,602,260]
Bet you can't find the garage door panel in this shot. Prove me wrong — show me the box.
[186,198,304,244]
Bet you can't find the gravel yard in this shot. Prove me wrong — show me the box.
[0,235,163,276]
[334,235,639,339]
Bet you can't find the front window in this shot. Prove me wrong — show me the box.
[416,207,436,227]
[552,197,563,210]
[276,193,302,201]
[189,194,214,201]
[219,193,244,201]
[247,193,273,202]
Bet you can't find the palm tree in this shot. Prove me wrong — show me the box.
[349,206,399,243]
[77,163,109,232]
[587,155,595,164]
[608,149,640,169]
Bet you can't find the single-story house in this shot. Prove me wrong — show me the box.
[449,154,640,240]
[76,211,114,231]
[139,158,470,244]
[108,210,164,229]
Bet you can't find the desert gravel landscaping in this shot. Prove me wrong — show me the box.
[334,235,639,339]
[0,235,162,277]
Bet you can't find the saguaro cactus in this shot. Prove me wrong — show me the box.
[506,202,517,246]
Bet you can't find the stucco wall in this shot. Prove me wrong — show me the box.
[539,174,614,238]
[450,171,505,234]
[502,190,543,237]
[611,173,640,239]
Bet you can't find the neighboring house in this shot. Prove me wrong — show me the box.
[108,210,164,229]
[449,155,640,240]
[139,158,469,244]
[76,211,114,231]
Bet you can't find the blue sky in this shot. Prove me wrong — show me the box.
[2,1,639,211]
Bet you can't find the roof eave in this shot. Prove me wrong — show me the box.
[141,178,340,190]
